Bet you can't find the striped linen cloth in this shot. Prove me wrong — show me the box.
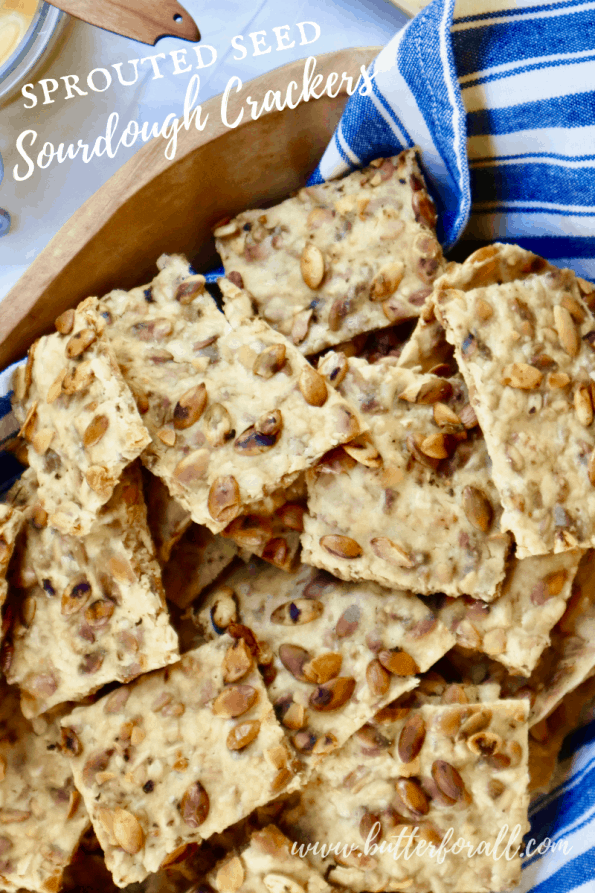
[1,1,595,889]
[312,0,595,889]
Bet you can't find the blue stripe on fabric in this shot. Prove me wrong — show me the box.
[456,235,595,259]
[461,50,595,89]
[330,92,407,170]
[528,844,595,892]
[471,152,595,163]
[0,394,12,420]
[471,162,595,207]
[205,266,224,283]
[454,0,591,25]
[467,90,595,136]
[472,205,595,217]
[454,6,595,79]
[370,61,414,147]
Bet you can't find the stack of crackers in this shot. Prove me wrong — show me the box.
[1,148,594,893]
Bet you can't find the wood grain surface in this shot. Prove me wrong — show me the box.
[46,0,200,44]
[0,47,378,370]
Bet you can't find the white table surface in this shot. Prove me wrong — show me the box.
[0,0,408,303]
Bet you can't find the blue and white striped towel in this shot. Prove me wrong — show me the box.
[314,0,595,888]
[1,1,595,889]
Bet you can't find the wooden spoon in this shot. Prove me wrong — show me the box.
[46,0,200,45]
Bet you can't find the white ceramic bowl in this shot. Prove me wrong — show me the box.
[0,2,68,108]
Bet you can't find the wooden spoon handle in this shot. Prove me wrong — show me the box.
[47,0,200,45]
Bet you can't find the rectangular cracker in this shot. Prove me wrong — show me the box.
[207,825,332,893]
[433,549,583,676]
[11,299,151,537]
[0,683,90,892]
[303,357,511,599]
[6,464,179,717]
[61,637,301,887]
[100,255,362,535]
[215,150,444,356]
[434,243,595,557]
[195,560,454,772]
[282,699,529,893]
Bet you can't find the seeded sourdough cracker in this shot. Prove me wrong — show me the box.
[281,700,529,893]
[61,637,301,887]
[5,465,179,717]
[100,255,361,535]
[0,683,90,893]
[303,356,510,599]
[11,300,151,537]
[207,825,333,893]
[196,560,454,771]
[434,243,595,557]
[433,549,583,676]
[142,471,192,566]
[215,150,444,356]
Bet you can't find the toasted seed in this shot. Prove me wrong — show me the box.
[378,649,419,676]
[271,599,324,625]
[32,428,54,455]
[355,725,391,757]
[370,262,404,300]
[234,426,277,455]
[276,502,305,531]
[320,534,362,559]
[212,684,258,717]
[180,781,210,827]
[253,344,286,378]
[501,363,543,389]
[0,809,31,823]
[420,433,450,459]
[216,856,245,893]
[328,296,352,331]
[462,486,493,533]
[176,277,206,305]
[61,580,91,616]
[575,385,593,427]
[208,476,241,523]
[65,328,96,359]
[46,369,66,403]
[223,639,254,683]
[366,659,390,697]
[213,221,239,238]
[343,434,382,467]
[398,713,426,763]
[173,384,207,430]
[227,720,261,751]
[433,402,461,427]
[84,599,115,628]
[63,360,94,395]
[278,644,311,681]
[301,244,325,289]
[459,404,478,428]
[309,677,356,712]
[335,604,360,638]
[475,297,493,321]
[55,309,75,335]
[554,304,580,356]
[547,371,570,389]
[157,427,176,446]
[303,652,343,684]
[432,760,466,802]
[83,415,109,449]
[85,466,112,499]
[396,778,429,816]
[61,727,82,756]
[174,449,210,486]
[203,403,233,447]
[82,750,113,787]
[112,808,144,854]
[299,366,328,406]
[370,537,415,568]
